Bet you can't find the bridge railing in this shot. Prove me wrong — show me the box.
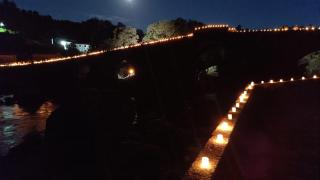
[1,24,320,68]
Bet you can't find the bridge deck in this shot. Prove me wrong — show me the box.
[213,80,320,180]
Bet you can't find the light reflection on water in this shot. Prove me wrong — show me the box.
[0,101,56,156]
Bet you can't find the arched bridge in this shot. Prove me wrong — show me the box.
[0,25,319,106]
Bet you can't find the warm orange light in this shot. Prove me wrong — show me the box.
[215,134,227,144]
[242,93,248,99]
[128,68,135,75]
[302,76,306,80]
[218,121,232,132]
[227,114,233,120]
[290,78,294,81]
[261,81,265,84]
[239,96,245,103]
[279,79,283,82]
[200,157,211,169]
[270,80,274,83]
[232,107,237,113]
[236,103,240,108]
[313,75,318,79]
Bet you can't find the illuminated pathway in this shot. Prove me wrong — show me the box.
[184,75,319,180]
[0,24,319,68]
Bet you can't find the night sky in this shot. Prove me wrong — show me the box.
[14,0,320,30]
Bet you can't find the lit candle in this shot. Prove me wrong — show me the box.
[290,78,294,81]
[270,80,274,83]
[236,103,240,108]
[215,134,226,144]
[261,81,265,84]
[228,114,233,120]
[280,79,283,83]
[302,76,306,80]
[128,68,135,76]
[200,157,211,169]
[313,75,318,79]
[247,85,253,90]
[218,121,232,132]
[232,107,237,113]
[239,96,245,103]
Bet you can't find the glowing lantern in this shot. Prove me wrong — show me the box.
[270,80,274,83]
[215,134,226,144]
[290,78,294,81]
[241,93,248,99]
[218,121,232,132]
[302,76,306,80]
[228,114,233,120]
[247,85,253,90]
[200,157,211,169]
[236,103,240,108]
[261,81,265,84]
[279,79,283,83]
[250,82,255,86]
[232,107,237,113]
[239,96,245,103]
[243,91,247,95]
[313,75,318,79]
[128,68,135,76]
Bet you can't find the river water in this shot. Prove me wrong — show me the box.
[0,101,56,156]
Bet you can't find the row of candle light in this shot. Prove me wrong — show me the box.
[195,24,320,33]
[0,23,319,68]
[185,82,253,179]
[237,26,320,33]
[185,74,319,179]
[256,75,318,85]
[0,33,194,68]
[0,50,107,68]
[194,24,229,31]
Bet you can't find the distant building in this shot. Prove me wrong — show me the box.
[75,43,90,53]
[0,22,7,33]
[51,38,91,53]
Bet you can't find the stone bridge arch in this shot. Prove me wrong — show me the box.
[193,44,226,81]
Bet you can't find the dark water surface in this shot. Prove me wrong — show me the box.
[0,101,56,156]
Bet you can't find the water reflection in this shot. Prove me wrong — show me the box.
[0,101,56,156]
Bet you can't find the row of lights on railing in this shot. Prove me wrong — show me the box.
[195,24,320,33]
[113,33,194,51]
[258,75,318,85]
[237,26,320,33]
[194,24,229,31]
[0,23,319,68]
[186,74,319,179]
[186,81,253,179]
[0,33,195,68]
